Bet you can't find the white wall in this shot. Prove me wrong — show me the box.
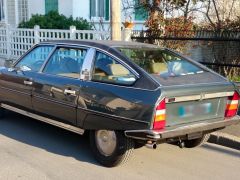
[7,0,16,26]
[28,0,89,19]
[28,0,45,17]
[59,0,73,17]
[26,0,145,30]
[72,0,89,19]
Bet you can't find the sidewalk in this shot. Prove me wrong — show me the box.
[221,123,240,137]
[209,122,240,150]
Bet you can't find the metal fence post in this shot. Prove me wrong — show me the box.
[34,25,40,44]
[70,26,76,40]
[6,24,11,59]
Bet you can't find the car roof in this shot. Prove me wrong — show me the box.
[40,40,158,50]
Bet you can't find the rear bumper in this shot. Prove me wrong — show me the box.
[125,115,240,142]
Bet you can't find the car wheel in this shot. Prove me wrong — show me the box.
[90,130,134,167]
[0,108,4,118]
[134,142,145,149]
[184,134,210,148]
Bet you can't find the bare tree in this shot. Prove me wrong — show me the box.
[199,0,240,30]
[121,0,135,21]
[176,0,206,23]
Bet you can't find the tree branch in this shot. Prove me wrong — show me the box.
[205,0,216,29]
[212,0,220,29]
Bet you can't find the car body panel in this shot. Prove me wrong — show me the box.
[0,68,35,111]
[0,40,239,143]
[160,81,235,126]
[32,72,81,125]
[125,115,240,142]
[77,80,160,130]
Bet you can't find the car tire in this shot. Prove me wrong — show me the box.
[0,108,4,118]
[90,130,134,167]
[134,142,145,149]
[184,134,210,148]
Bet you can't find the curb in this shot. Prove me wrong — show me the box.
[208,132,240,150]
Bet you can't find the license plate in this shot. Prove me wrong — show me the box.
[178,103,212,118]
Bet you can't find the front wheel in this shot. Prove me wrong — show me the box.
[90,130,134,167]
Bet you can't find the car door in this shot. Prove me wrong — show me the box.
[76,50,154,130]
[32,46,88,125]
[0,45,54,111]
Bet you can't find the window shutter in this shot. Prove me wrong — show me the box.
[98,0,104,17]
[45,0,58,14]
[105,0,110,21]
[135,0,147,21]
[90,0,97,18]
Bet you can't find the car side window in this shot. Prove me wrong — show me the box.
[15,46,54,72]
[92,51,136,85]
[43,47,87,79]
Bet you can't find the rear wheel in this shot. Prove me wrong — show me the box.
[184,134,210,148]
[0,108,4,118]
[90,130,134,167]
[134,142,145,149]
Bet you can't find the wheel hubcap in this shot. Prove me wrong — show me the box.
[95,130,117,156]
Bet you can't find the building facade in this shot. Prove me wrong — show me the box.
[0,0,147,30]
[0,0,28,27]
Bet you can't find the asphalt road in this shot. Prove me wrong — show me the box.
[0,112,240,180]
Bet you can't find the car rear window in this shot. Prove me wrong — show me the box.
[118,48,204,78]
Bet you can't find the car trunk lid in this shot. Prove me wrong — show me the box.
[151,71,226,86]
[159,81,236,127]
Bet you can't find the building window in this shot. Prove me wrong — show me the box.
[18,0,28,22]
[45,0,58,14]
[0,0,4,21]
[90,0,110,21]
[135,0,148,21]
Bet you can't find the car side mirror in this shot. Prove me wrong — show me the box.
[4,59,14,68]
[116,76,137,85]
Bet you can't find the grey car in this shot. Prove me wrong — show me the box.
[0,40,239,167]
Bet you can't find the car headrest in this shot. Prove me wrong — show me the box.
[149,62,167,74]
[96,58,114,69]
[106,64,130,75]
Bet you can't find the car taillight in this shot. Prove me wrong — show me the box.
[225,91,239,118]
[153,98,166,130]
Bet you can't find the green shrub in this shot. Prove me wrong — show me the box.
[18,11,92,30]
[230,76,240,82]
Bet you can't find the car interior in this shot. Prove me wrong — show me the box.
[92,56,135,84]
[44,48,86,79]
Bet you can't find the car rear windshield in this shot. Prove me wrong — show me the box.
[118,48,204,78]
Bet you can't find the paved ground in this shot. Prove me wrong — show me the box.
[0,112,240,180]
[221,123,240,137]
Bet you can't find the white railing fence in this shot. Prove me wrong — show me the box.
[0,25,110,60]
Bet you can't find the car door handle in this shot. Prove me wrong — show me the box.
[24,80,33,86]
[64,89,76,96]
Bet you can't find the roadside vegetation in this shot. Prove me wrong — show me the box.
[18,11,92,30]
[231,76,240,82]
[130,0,240,81]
